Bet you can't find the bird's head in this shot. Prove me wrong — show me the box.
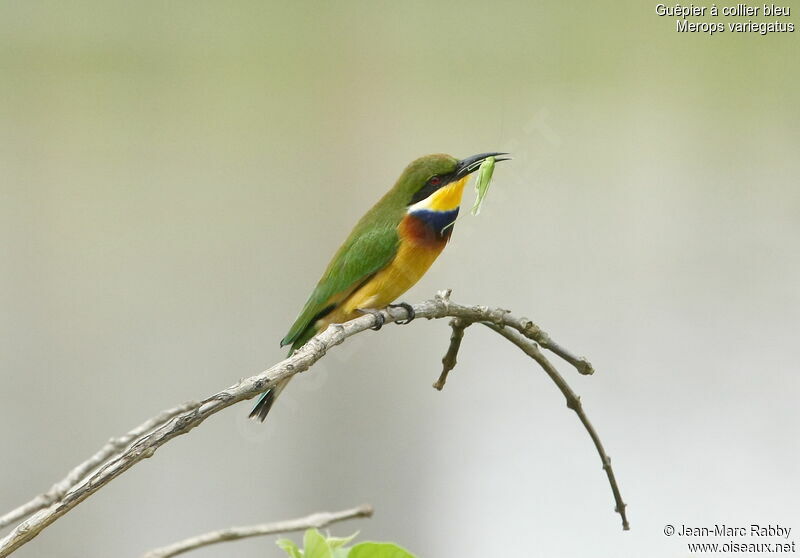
[395,152,509,211]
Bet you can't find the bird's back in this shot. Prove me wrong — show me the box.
[281,191,406,349]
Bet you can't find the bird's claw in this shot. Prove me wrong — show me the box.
[357,308,385,330]
[388,302,415,324]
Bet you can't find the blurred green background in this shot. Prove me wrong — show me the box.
[1,2,798,557]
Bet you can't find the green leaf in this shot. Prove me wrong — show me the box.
[277,538,303,558]
[303,528,333,558]
[328,532,359,549]
[348,542,417,558]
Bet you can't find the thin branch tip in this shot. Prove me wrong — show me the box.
[142,504,374,558]
[577,358,595,375]
[481,323,629,532]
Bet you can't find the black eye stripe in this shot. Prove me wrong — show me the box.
[409,183,438,205]
[408,174,455,205]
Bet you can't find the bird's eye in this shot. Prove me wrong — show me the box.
[429,176,441,186]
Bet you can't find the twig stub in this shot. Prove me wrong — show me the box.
[434,318,469,390]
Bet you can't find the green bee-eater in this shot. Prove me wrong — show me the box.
[250,152,508,421]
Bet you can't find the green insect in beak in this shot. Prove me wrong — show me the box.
[471,156,496,216]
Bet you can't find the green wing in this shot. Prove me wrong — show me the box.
[281,217,399,349]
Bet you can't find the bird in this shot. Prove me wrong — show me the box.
[250,152,508,421]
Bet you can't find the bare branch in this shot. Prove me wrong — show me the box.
[0,402,197,530]
[142,504,374,558]
[433,318,468,390]
[0,292,626,556]
[483,323,629,530]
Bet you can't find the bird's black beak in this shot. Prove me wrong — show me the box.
[454,152,510,179]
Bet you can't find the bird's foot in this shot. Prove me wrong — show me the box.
[388,302,415,324]
[357,308,385,330]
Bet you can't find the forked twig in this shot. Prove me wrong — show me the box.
[0,291,628,556]
[0,402,198,530]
